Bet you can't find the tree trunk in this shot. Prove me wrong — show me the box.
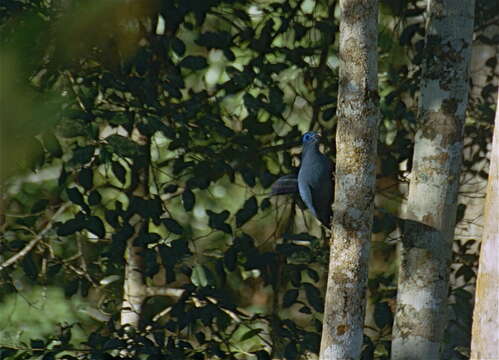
[121,136,150,329]
[391,1,475,359]
[470,89,499,360]
[121,223,147,328]
[319,0,379,358]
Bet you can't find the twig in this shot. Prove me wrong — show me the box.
[145,286,185,298]
[0,204,69,272]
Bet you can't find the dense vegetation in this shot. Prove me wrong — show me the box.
[1,0,497,358]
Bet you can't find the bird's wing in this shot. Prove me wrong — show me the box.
[298,180,318,219]
[311,182,332,227]
[310,156,333,227]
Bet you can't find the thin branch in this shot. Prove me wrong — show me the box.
[0,204,69,272]
[145,286,185,298]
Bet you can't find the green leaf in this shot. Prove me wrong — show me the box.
[42,353,55,360]
[88,190,101,206]
[102,338,126,351]
[42,132,63,158]
[66,187,88,212]
[109,113,129,126]
[260,197,271,210]
[456,203,467,223]
[307,268,319,282]
[303,282,323,312]
[240,328,263,342]
[64,278,79,298]
[268,86,285,114]
[106,135,143,158]
[290,266,302,287]
[323,107,336,121]
[86,216,105,238]
[171,37,186,56]
[302,332,320,352]
[111,161,126,184]
[455,264,475,282]
[236,196,258,227]
[72,145,95,164]
[299,306,311,314]
[22,254,38,280]
[47,263,62,277]
[164,184,178,193]
[57,218,85,236]
[30,339,45,349]
[253,350,271,360]
[207,210,232,234]
[241,168,256,187]
[191,264,208,287]
[31,199,49,213]
[182,189,195,211]
[78,167,93,190]
[58,117,88,138]
[223,48,235,61]
[224,246,237,271]
[361,335,375,360]
[59,166,68,186]
[243,93,261,111]
[196,31,232,49]
[163,218,183,235]
[282,233,318,242]
[179,56,208,70]
[373,301,393,329]
[282,289,299,308]
[143,249,160,277]
[400,23,420,45]
[0,347,17,358]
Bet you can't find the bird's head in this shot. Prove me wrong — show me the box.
[302,131,321,145]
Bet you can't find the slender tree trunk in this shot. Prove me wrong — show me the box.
[319,0,379,358]
[470,89,499,359]
[391,1,475,359]
[121,226,147,328]
[121,136,150,329]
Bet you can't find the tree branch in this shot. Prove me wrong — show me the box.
[145,286,185,298]
[0,204,69,272]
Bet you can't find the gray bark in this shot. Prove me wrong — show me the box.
[391,1,475,359]
[470,89,499,360]
[319,0,379,358]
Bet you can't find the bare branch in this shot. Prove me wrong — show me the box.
[0,204,69,272]
[145,286,185,298]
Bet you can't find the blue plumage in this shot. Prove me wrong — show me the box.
[297,132,333,227]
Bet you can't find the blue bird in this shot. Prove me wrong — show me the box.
[271,132,333,228]
[298,132,333,228]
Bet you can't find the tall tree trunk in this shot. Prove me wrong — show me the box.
[470,89,499,359]
[320,0,379,358]
[391,1,475,359]
[121,222,147,328]
[121,136,150,329]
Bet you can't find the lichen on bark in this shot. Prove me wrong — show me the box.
[320,0,379,358]
[391,1,475,359]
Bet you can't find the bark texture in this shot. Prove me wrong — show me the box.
[470,89,499,360]
[319,0,379,358]
[121,224,147,328]
[391,1,475,359]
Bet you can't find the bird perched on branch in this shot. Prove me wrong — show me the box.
[271,131,333,228]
